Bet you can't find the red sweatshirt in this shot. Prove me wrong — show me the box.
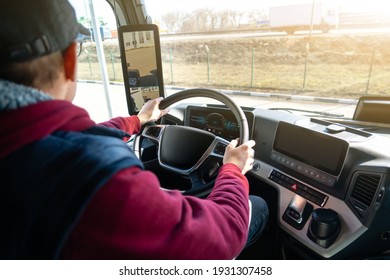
[0,99,250,259]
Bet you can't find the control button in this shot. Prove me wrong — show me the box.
[291,184,298,191]
[213,143,227,155]
[252,162,260,171]
[377,190,384,203]
[300,190,308,197]
[268,170,328,207]
[381,231,390,241]
[288,209,301,221]
[145,127,161,137]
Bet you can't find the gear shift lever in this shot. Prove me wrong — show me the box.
[286,195,307,224]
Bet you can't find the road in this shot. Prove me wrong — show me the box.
[73,81,357,124]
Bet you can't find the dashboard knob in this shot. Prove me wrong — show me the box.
[307,208,340,248]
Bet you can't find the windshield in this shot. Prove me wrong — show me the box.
[70,0,390,121]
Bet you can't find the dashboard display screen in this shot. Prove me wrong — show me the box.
[273,122,349,176]
[186,106,254,141]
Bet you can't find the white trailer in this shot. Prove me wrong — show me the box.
[269,2,338,34]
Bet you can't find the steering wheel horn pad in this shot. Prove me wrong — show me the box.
[159,126,215,171]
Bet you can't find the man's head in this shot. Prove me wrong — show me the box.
[0,0,89,99]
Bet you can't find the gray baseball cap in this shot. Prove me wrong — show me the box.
[0,0,90,63]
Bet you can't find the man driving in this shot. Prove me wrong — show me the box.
[0,0,268,259]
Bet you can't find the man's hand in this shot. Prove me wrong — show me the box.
[223,139,256,174]
[137,97,169,125]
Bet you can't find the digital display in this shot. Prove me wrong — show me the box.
[186,106,254,141]
[273,122,348,176]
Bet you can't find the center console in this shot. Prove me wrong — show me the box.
[249,114,387,258]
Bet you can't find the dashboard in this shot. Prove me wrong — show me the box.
[160,104,390,259]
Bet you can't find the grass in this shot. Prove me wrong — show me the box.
[76,33,390,100]
[160,62,390,98]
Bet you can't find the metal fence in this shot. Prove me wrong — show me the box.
[160,33,390,100]
[76,33,390,100]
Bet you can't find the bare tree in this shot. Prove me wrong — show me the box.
[193,8,214,32]
[209,10,218,30]
[219,10,230,29]
[161,11,182,32]
[228,10,244,28]
[180,17,196,33]
[160,8,248,33]
[247,9,268,25]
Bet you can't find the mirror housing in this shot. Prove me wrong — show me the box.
[353,96,390,124]
[118,24,164,115]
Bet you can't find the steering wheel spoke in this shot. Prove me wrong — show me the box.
[142,124,166,141]
[209,137,230,159]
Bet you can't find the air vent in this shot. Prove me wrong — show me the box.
[349,173,381,222]
[351,174,380,206]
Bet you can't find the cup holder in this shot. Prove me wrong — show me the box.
[307,208,340,248]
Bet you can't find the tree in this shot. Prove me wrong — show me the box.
[227,10,244,28]
[247,9,268,26]
[161,11,182,33]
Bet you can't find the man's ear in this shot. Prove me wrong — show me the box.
[62,42,77,82]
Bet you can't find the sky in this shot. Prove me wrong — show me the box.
[69,0,390,28]
[68,0,271,28]
[144,0,269,17]
[144,0,390,18]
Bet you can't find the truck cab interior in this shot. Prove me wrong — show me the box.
[8,0,385,261]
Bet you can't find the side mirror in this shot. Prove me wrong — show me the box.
[353,96,390,124]
[118,24,164,115]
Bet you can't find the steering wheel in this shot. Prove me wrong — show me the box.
[134,88,249,196]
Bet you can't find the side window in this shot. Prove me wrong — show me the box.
[69,0,120,82]
[69,0,127,121]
